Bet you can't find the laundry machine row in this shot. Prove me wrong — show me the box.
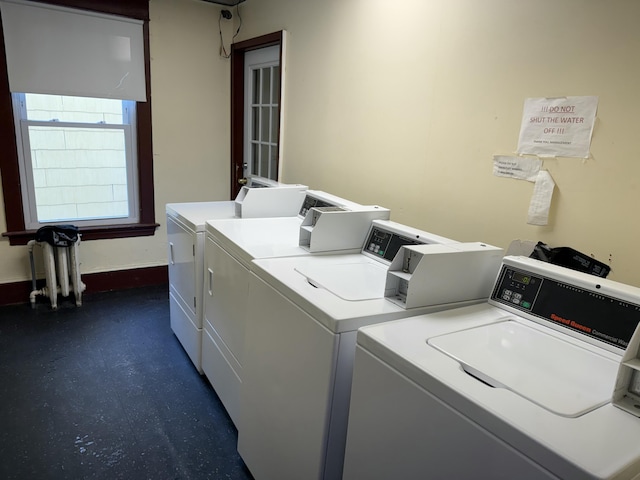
[201,203,391,427]
[343,255,640,480]
[235,220,504,480]
[166,177,309,374]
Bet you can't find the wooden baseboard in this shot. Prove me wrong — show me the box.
[0,265,168,307]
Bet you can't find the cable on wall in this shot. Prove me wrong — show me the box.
[218,4,243,59]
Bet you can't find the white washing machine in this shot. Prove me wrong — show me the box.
[343,256,640,480]
[166,178,307,373]
[236,224,504,480]
[202,195,388,427]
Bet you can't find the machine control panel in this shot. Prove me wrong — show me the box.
[495,269,541,311]
[299,196,336,218]
[491,265,640,349]
[363,226,423,262]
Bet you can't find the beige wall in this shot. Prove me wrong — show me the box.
[238,0,640,285]
[1,0,639,287]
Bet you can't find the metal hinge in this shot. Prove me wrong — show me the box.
[193,244,195,256]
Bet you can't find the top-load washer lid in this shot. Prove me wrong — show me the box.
[294,260,388,301]
[428,319,619,417]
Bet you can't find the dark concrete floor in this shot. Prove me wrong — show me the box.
[0,285,253,480]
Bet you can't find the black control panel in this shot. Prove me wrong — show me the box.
[363,226,423,262]
[299,196,335,217]
[492,265,640,349]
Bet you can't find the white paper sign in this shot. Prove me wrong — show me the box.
[527,170,555,226]
[517,96,598,158]
[493,155,541,182]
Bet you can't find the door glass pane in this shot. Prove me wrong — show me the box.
[261,67,271,104]
[261,106,270,142]
[252,107,259,141]
[270,107,279,144]
[251,142,259,174]
[271,66,280,106]
[252,69,260,104]
[270,145,277,178]
[260,144,269,177]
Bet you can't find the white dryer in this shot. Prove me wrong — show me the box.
[343,256,640,480]
[202,195,388,427]
[166,178,307,373]
[236,223,504,480]
[167,201,234,374]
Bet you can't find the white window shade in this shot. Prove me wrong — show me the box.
[0,0,146,101]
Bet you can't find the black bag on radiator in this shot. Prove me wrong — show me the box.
[35,225,79,247]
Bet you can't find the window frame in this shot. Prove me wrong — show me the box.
[0,0,156,246]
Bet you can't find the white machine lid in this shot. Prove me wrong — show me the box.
[251,255,480,333]
[166,201,235,231]
[206,217,317,265]
[294,260,387,301]
[428,319,618,417]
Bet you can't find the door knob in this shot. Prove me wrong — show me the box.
[238,177,248,185]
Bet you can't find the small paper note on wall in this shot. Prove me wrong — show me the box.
[493,155,541,182]
[527,170,555,226]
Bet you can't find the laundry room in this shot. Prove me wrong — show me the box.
[1,0,640,479]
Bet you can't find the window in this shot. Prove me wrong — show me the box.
[13,93,139,229]
[0,0,156,245]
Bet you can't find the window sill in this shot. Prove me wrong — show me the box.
[2,223,159,246]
